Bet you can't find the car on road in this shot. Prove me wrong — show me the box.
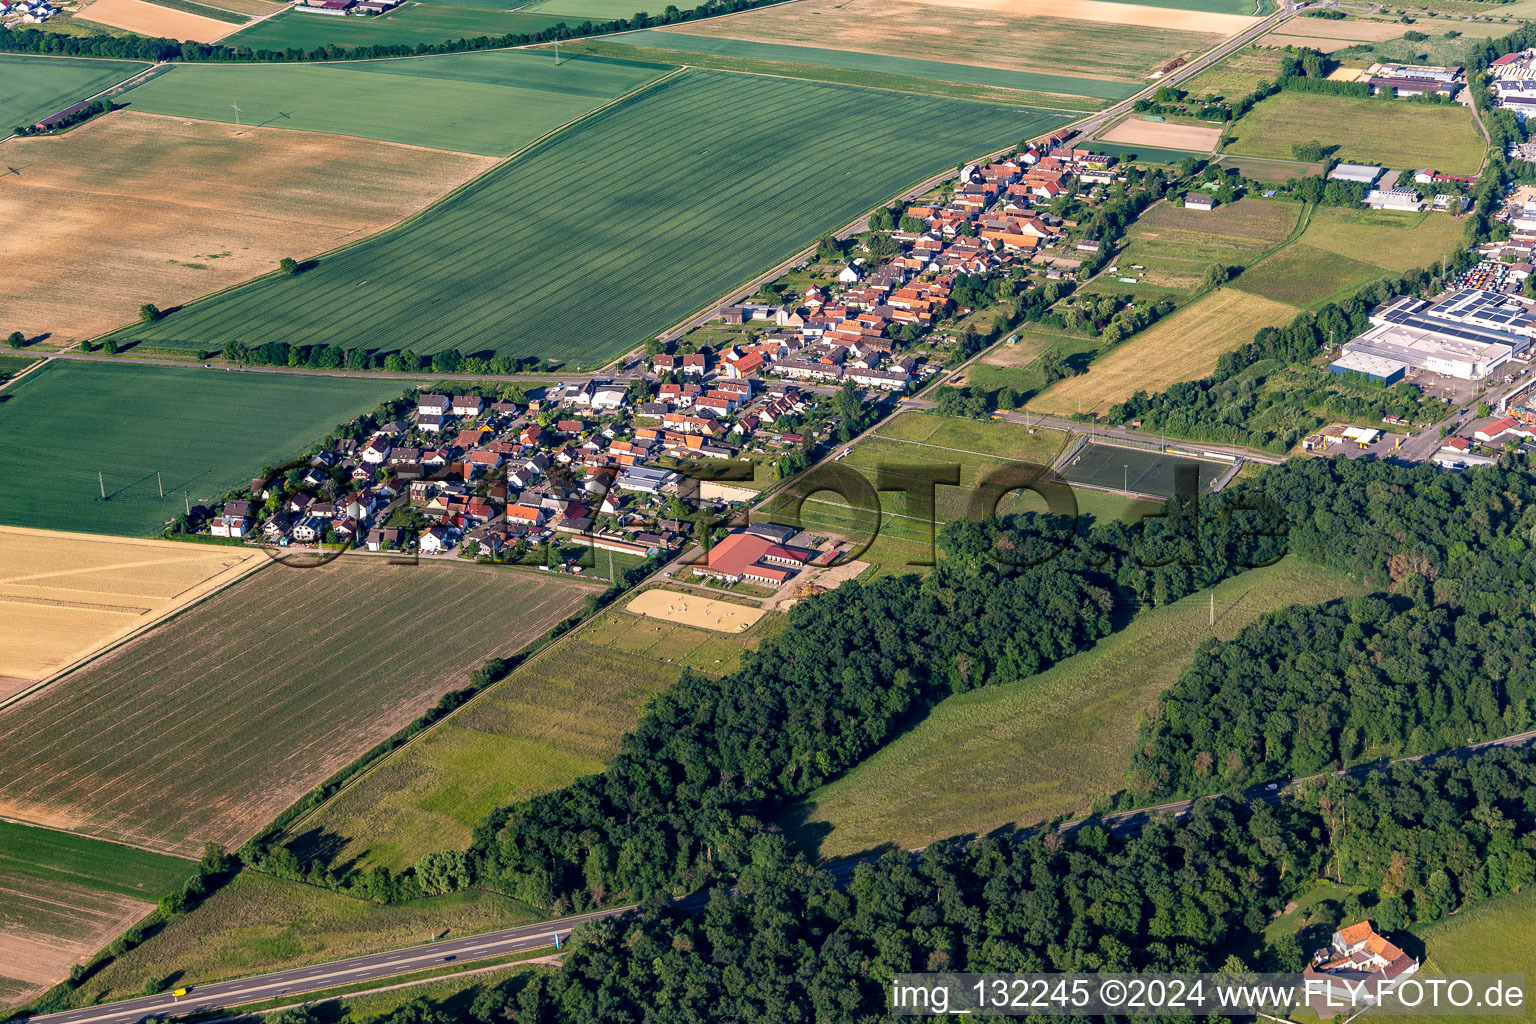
[1265,783,1279,791]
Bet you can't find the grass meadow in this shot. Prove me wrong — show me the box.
[1234,206,1469,309]
[518,0,662,16]
[1223,91,1487,177]
[0,822,195,1007]
[125,51,670,155]
[627,29,1135,101]
[221,3,568,50]
[1372,888,1536,1024]
[0,361,410,536]
[786,558,1357,861]
[760,412,1071,576]
[0,559,599,856]
[118,70,1056,365]
[1179,45,1283,98]
[284,601,781,874]
[0,54,147,132]
[1030,288,1301,416]
[1093,197,1300,298]
[68,871,545,1005]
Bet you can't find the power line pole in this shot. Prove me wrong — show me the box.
[158,472,164,500]
[184,491,190,516]
[98,471,105,500]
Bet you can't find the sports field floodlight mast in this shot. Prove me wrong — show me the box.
[231,102,241,129]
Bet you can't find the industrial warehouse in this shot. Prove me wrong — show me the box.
[1333,291,1536,381]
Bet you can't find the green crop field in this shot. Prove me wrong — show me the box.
[0,822,196,900]
[66,871,544,1006]
[519,0,665,16]
[0,822,196,1007]
[0,55,148,134]
[143,0,249,23]
[285,600,780,874]
[554,37,1108,112]
[117,70,1060,365]
[1234,205,1468,309]
[221,3,568,51]
[0,353,42,383]
[0,361,411,537]
[621,29,1136,101]
[125,51,670,155]
[0,558,599,857]
[1224,91,1487,177]
[786,558,1357,861]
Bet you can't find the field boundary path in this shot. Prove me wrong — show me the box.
[21,726,1536,1024]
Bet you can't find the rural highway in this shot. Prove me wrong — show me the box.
[26,728,1536,1024]
[15,906,637,1024]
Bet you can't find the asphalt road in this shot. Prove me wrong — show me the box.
[26,720,1534,1024]
[19,907,632,1024]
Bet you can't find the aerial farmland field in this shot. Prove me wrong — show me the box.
[0,111,497,343]
[0,361,413,537]
[621,29,1136,102]
[0,821,196,1008]
[0,559,601,857]
[0,527,262,694]
[220,2,567,50]
[283,600,779,874]
[655,0,1245,85]
[0,54,148,133]
[1029,288,1301,416]
[124,51,671,155]
[77,0,242,41]
[116,69,1057,365]
[787,559,1356,860]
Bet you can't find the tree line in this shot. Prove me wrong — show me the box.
[0,0,781,62]
[1134,456,1536,796]
[297,488,1292,910]
[271,749,1536,1022]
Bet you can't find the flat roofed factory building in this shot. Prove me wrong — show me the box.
[1341,294,1529,379]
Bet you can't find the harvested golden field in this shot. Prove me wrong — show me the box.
[0,558,600,856]
[1099,118,1222,153]
[1029,288,1300,416]
[626,589,765,633]
[0,526,262,691]
[1262,17,1413,43]
[660,0,1231,82]
[77,0,240,41]
[0,111,497,344]
[892,0,1257,32]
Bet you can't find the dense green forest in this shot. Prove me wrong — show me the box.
[1132,457,1536,796]
[1133,596,1536,796]
[262,457,1536,911]
[268,750,1536,1023]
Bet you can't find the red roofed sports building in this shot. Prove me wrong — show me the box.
[693,530,812,587]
